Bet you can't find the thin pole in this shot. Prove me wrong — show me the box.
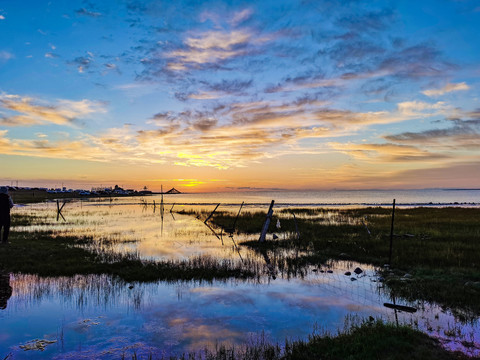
[389,199,396,266]
[231,201,244,231]
[204,203,220,224]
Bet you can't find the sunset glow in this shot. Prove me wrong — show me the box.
[1,1,479,191]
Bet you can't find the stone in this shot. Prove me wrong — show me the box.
[354,267,363,275]
[327,270,333,273]
[350,277,357,281]
[344,271,351,276]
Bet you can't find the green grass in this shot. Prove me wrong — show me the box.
[209,207,480,316]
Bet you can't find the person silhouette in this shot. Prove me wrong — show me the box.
[0,186,14,245]
[0,270,12,310]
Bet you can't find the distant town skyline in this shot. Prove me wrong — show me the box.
[1,0,479,192]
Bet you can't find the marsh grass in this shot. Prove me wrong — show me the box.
[212,207,480,315]
[0,215,257,282]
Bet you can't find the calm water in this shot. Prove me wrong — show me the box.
[1,191,480,358]
[142,189,480,207]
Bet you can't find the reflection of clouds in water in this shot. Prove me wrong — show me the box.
[144,314,244,352]
[189,286,256,306]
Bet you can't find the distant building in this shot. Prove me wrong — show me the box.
[165,187,181,194]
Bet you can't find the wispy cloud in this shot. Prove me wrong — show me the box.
[329,142,450,162]
[75,8,102,17]
[0,93,106,127]
[422,82,470,97]
[165,27,273,71]
[0,51,14,62]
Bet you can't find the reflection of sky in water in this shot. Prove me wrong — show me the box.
[2,199,480,358]
[13,201,249,261]
[2,266,479,358]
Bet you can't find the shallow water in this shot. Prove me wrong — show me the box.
[1,199,480,358]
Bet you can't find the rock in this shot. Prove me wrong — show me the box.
[320,270,325,273]
[344,271,351,276]
[354,267,363,275]
[350,277,357,281]
[403,273,413,279]
[273,234,279,240]
[327,270,333,273]
[312,269,318,272]
[128,285,134,289]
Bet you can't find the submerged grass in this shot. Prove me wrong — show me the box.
[210,207,480,316]
[0,215,255,282]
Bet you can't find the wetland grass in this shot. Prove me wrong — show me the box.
[211,207,480,315]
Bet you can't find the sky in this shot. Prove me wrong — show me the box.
[0,0,479,192]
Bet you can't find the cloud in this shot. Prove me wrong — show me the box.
[165,28,273,71]
[384,118,480,150]
[0,93,106,127]
[75,8,102,17]
[45,52,60,59]
[0,15,5,20]
[229,8,253,26]
[422,82,470,97]
[329,142,450,162]
[0,51,14,62]
[396,101,451,117]
[69,54,94,73]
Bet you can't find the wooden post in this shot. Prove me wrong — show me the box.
[259,200,275,242]
[170,203,175,213]
[292,212,300,240]
[160,185,164,215]
[231,201,244,232]
[389,199,396,266]
[204,203,220,224]
[56,200,66,221]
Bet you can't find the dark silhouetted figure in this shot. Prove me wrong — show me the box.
[0,186,14,245]
[0,271,12,310]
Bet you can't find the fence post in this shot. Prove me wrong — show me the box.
[259,200,275,242]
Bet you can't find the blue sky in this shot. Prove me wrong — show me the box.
[0,0,479,191]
